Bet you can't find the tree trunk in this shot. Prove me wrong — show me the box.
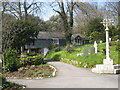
[24,1,28,20]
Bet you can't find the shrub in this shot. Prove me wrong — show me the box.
[49,44,59,50]
[116,41,120,51]
[51,54,61,61]
[32,55,45,65]
[102,49,106,55]
[19,55,45,66]
[66,44,75,53]
[0,73,6,84]
[109,41,116,46]
[4,47,19,72]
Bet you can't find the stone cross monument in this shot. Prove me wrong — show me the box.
[101,17,113,64]
[91,17,120,74]
[94,41,97,53]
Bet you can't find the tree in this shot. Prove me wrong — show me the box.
[74,2,103,35]
[45,15,64,31]
[50,1,76,43]
[1,1,42,20]
[2,14,16,52]
[2,19,39,52]
[85,17,104,43]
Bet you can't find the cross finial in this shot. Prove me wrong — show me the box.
[101,16,113,30]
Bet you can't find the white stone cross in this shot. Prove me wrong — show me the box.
[101,17,113,63]
[101,17,113,31]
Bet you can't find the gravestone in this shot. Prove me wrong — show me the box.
[117,39,119,42]
[109,38,111,42]
[94,41,97,53]
[83,49,88,55]
[90,47,95,54]
[100,40,103,43]
[44,48,49,56]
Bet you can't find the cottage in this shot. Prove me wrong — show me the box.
[25,31,66,56]
[71,34,89,45]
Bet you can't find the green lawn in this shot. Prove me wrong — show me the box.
[46,42,119,68]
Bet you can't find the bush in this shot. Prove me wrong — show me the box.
[32,55,45,65]
[19,55,45,66]
[0,73,6,84]
[109,41,116,46]
[66,44,75,53]
[4,47,19,72]
[116,41,120,51]
[51,54,61,61]
[49,44,58,50]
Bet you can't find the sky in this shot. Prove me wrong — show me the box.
[40,2,106,21]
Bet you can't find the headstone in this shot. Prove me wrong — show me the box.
[100,40,103,43]
[83,49,88,55]
[90,47,95,54]
[27,49,30,54]
[117,39,119,42]
[109,38,111,42]
[94,41,97,53]
[21,46,23,53]
[44,48,49,56]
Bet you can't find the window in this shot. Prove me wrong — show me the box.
[53,38,59,44]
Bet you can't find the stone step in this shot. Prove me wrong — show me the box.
[92,64,120,74]
[114,69,120,74]
[113,65,120,69]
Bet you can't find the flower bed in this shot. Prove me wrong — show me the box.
[3,64,55,79]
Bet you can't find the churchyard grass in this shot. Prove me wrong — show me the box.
[46,42,119,68]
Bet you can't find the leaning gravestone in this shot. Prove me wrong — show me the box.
[83,49,88,55]
[90,47,95,54]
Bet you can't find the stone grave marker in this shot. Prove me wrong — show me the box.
[100,40,103,43]
[90,47,95,54]
[94,41,98,53]
[83,49,88,55]
[109,38,111,42]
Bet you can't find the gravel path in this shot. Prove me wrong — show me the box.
[7,61,118,88]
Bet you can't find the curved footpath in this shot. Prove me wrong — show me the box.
[7,60,118,88]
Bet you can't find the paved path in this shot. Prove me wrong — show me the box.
[7,61,118,88]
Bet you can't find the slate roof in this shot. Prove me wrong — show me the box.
[71,34,89,40]
[37,31,65,39]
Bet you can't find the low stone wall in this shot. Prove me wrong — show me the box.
[50,65,57,77]
[61,58,88,68]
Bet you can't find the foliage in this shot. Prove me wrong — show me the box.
[89,31,105,43]
[116,41,120,51]
[0,73,6,84]
[45,15,64,31]
[2,19,39,52]
[65,44,75,53]
[51,54,61,61]
[109,41,116,46]
[0,73,25,90]
[4,47,19,72]
[109,25,119,41]
[19,54,45,66]
[85,17,105,43]
[48,44,62,52]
